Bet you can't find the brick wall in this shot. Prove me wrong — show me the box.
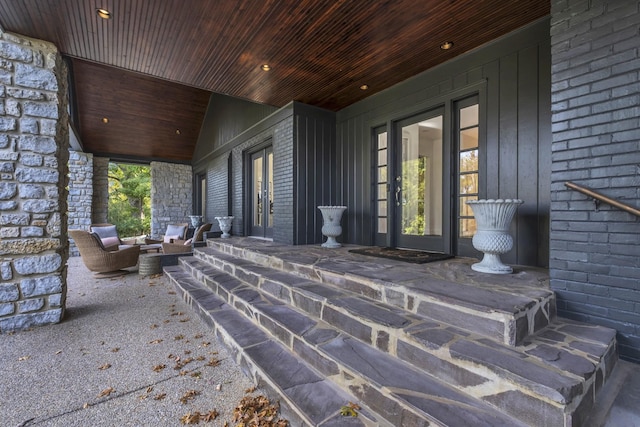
[230,115,294,243]
[206,153,230,232]
[0,30,68,331]
[550,0,640,362]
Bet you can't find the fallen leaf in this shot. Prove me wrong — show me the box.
[191,371,202,379]
[98,387,115,398]
[146,386,154,393]
[111,348,120,353]
[205,358,220,367]
[196,356,206,361]
[149,339,163,344]
[18,355,31,361]
[215,384,222,391]
[194,334,203,339]
[150,324,159,329]
[179,318,190,323]
[201,342,211,347]
[168,291,176,295]
[98,363,111,370]
[83,402,89,409]
[55,350,62,355]
[184,350,192,355]
[245,386,256,393]
[138,294,145,298]
[153,364,166,372]
[175,335,185,340]
[203,409,219,422]
[154,393,167,400]
[163,320,171,324]
[179,389,200,404]
[180,411,201,424]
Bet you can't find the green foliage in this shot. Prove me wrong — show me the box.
[402,156,426,235]
[107,163,151,238]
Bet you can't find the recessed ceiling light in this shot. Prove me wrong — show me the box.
[102,117,109,124]
[261,64,271,71]
[175,129,181,135]
[96,8,111,19]
[360,84,369,90]
[440,41,454,50]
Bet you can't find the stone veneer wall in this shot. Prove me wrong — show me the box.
[150,162,193,238]
[550,0,640,363]
[92,157,109,224]
[67,151,93,256]
[0,30,69,331]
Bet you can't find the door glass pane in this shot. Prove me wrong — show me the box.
[400,115,443,237]
[267,150,273,227]
[252,155,262,227]
[458,101,479,238]
[376,131,388,234]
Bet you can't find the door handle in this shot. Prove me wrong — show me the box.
[395,186,401,206]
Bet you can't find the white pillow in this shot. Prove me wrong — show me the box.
[183,238,193,245]
[163,234,180,243]
[165,224,186,239]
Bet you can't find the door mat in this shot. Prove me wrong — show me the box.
[348,247,454,264]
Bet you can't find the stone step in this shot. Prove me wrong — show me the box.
[206,238,555,346]
[163,264,377,427]
[192,245,617,426]
[166,261,528,427]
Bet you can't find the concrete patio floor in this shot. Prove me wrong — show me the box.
[1,256,279,427]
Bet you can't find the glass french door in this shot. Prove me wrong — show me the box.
[249,146,273,238]
[394,108,449,252]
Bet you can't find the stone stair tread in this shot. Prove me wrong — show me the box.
[167,265,525,427]
[190,249,609,404]
[206,240,556,346]
[165,271,372,426]
[179,242,617,426]
[318,335,526,427]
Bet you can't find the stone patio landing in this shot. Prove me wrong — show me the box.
[164,238,618,427]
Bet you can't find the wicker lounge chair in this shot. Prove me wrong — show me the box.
[70,230,140,276]
[161,223,212,254]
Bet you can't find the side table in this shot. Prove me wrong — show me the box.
[139,253,163,276]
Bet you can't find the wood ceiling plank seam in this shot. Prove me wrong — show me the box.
[145,0,180,80]
[199,0,279,92]
[189,2,240,87]
[148,1,190,83]
[180,10,228,87]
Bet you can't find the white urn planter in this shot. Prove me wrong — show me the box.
[466,199,523,274]
[214,216,234,238]
[189,215,202,228]
[318,206,347,248]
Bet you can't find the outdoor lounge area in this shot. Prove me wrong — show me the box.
[1,0,639,426]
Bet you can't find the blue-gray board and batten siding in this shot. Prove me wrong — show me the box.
[193,6,640,363]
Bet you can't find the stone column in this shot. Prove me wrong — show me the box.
[0,31,69,331]
[150,162,192,238]
[68,151,93,256]
[92,156,109,224]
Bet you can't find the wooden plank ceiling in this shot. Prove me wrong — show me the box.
[0,0,549,163]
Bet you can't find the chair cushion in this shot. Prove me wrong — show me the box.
[92,225,118,239]
[101,236,121,248]
[165,224,187,239]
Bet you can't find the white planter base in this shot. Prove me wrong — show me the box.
[321,237,342,249]
[472,253,514,274]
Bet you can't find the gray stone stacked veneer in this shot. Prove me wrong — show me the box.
[0,30,69,331]
[150,161,193,239]
[67,151,93,256]
[165,239,617,427]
